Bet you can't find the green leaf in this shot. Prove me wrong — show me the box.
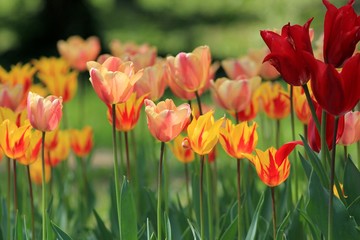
[187,219,200,240]
[307,171,360,239]
[164,212,172,240]
[298,210,322,240]
[93,210,113,240]
[347,196,360,226]
[245,192,264,240]
[14,212,23,240]
[120,177,137,240]
[344,156,360,204]
[50,221,73,240]
[299,153,312,180]
[219,216,237,240]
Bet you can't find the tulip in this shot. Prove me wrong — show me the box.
[261,18,313,86]
[70,126,94,157]
[0,63,36,93]
[247,48,280,80]
[236,95,259,122]
[17,130,42,165]
[87,56,143,105]
[107,93,147,132]
[305,53,360,116]
[259,82,290,119]
[168,134,194,164]
[27,92,63,132]
[183,110,224,155]
[293,85,311,125]
[338,111,360,146]
[29,158,51,185]
[219,119,258,159]
[308,105,345,152]
[167,45,211,93]
[211,77,251,114]
[45,130,70,167]
[0,107,28,127]
[45,128,59,150]
[322,0,360,67]
[57,35,101,71]
[0,84,27,112]
[221,56,258,80]
[144,99,191,142]
[0,119,32,159]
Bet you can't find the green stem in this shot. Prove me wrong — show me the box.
[6,157,10,240]
[80,156,88,207]
[320,110,328,170]
[200,155,205,240]
[184,163,192,216]
[118,131,124,176]
[213,158,220,236]
[206,159,213,240]
[328,117,339,240]
[271,187,277,240]
[13,160,18,213]
[302,84,320,132]
[157,142,165,240]
[124,132,131,180]
[41,131,46,240]
[111,104,122,239]
[27,165,35,240]
[195,91,203,115]
[237,158,242,240]
[275,119,280,149]
[290,86,298,201]
[79,73,86,127]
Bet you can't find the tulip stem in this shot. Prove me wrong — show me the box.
[200,155,205,240]
[124,131,131,180]
[184,163,192,216]
[328,116,339,240]
[237,158,242,240]
[111,104,122,239]
[271,187,277,240]
[13,160,18,213]
[302,84,320,132]
[290,86,298,201]
[157,141,165,240]
[27,165,35,240]
[195,91,203,115]
[41,131,46,240]
[320,110,328,170]
[205,159,214,240]
[6,157,11,240]
[275,119,281,149]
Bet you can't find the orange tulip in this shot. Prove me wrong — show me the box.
[18,130,42,165]
[87,56,143,105]
[338,111,360,146]
[30,158,51,185]
[259,82,290,119]
[109,40,157,71]
[0,84,27,112]
[144,99,191,142]
[247,141,301,187]
[211,77,251,113]
[107,92,147,132]
[219,119,258,159]
[183,110,224,155]
[27,92,63,132]
[70,126,94,157]
[293,85,311,125]
[168,134,194,164]
[167,45,211,93]
[57,35,101,71]
[0,119,32,159]
[134,62,167,101]
[45,130,70,166]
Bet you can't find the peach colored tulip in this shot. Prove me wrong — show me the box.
[109,40,157,71]
[87,56,143,105]
[27,92,63,132]
[70,126,94,157]
[293,85,311,125]
[0,84,27,112]
[211,77,251,114]
[107,92,147,132]
[167,45,211,93]
[30,158,51,185]
[338,111,360,146]
[144,99,191,142]
[219,119,258,159]
[168,134,194,164]
[0,119,32,159]
[221,56,258,80]
[134,62,167,101]
[247,48,280,80]
[57,35,101,71]
[183,110,224,155]
[259,82,290,119]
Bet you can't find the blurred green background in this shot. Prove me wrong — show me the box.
[0,0,355,66]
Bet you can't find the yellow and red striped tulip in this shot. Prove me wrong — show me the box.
[107,93,147,132]
[70,126,94,157]
[18,130,42,165]
[45,130,70,166]
[338,111,360,146]
[0,63,36,93]
[169,134,194,164]
[87,56,143,105]
[293,85,311,125]
[183,110,224,155]
[30,158,51,185]
[27,92,63,132]
[0,119,32,159]
[45,128,59,150]
[57,35,101,71]
[144,99,191,142]
[259,82,290,119]
[219,119,258,159]
[0,107,28,127]
[247,141,301,187]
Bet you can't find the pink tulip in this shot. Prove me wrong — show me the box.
[27,92,63,132]
[144,99,191,142]
[338,111,360,146]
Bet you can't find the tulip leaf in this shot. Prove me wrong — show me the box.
[120,177,137,240]
[307,171,360,239]
[297,209,322,240]
[245,191,264,240]
[299,152,312,180]
[164,212,172,240]
[14,212,23,240]
[187,219,200,240]
[219,216,238,240]
[344,156,360,204]
[50,221,73,240]
[93,210,113,240]
[347,196,360,226]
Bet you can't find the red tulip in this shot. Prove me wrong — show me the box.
[306,53,360,116]
[260,18,313,86]
[322,0,360,67]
